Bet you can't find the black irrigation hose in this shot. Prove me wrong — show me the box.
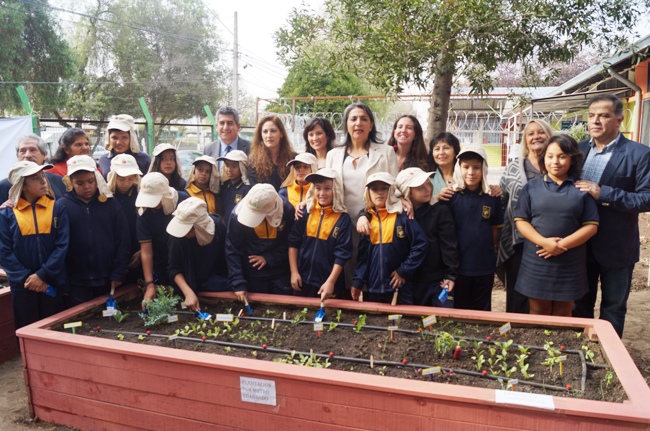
[97,328,574,393]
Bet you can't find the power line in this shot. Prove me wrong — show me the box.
[0,80,218,85]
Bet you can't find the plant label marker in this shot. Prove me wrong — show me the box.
[102,309,117,318]
[168,335,177,348]
[238,309,243,317]
[370,355,374,369]
[422,314,437,331]
[63,321,82,334]
[181,302,187,310]
[167,315,179,325]
[216,314,234,322]
[283,312,287,321]
[271,318,275,329]
[558,355,567,375]
[499,322,512,337]
[508,379,519,391]
[314,323,323,337]
[422,367,441,381]
[388,325,399,341]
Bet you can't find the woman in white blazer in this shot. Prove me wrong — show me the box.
[326,103,398,293]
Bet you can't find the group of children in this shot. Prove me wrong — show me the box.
[0,128,597,330]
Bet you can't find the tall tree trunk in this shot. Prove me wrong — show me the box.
[426,70,453,143]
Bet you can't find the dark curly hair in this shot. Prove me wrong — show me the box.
[538,134,584,179]
[427,132,461,171]
[303,117,336,154]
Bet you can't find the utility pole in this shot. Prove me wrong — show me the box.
[232,12,239,110]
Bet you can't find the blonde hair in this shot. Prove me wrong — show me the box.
[520,119,554,159]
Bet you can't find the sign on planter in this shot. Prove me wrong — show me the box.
[240,377,277,406]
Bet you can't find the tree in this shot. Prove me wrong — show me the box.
[0,0,75,116]
[277,0,648,140]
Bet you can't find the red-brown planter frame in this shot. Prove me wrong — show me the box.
[16,285,650,431]
[0,285,20,362]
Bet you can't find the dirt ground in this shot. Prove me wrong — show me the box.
[1,214,650,431]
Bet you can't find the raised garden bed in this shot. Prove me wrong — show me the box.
[0,267,20,363]
[17,285,650,430]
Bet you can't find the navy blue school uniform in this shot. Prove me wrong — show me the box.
[218,179,251,226]
[226,200,295,294]
[114,185,140,257]
[287,204,353,297]
[514,177,599,301]
[0,196,68,329]
[444,188,503,310]
[99,151,151,181]
[167,214,228,293]
[412,202,459,307]
[353,209,427,305]
[59,190,131,306]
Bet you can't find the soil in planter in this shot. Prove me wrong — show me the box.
[61,297,626,403]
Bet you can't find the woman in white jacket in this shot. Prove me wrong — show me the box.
[326,102,398,293]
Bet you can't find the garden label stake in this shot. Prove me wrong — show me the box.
[388,314,400,342]
[558,355,567,376]
[63,321,82,335]
[370,355,374,369]
[422,314,437,332]
[102,309,117,322]
[508,379,518,391]
[167,315,178,326]
[314,301,326,322]
[238,309,243,317]
[271,318,275,329]
[283,312,287,321]
[168,335,177,348]
[106,286,117,310]
[314,323,323,338]
[216,314,234,323]
[499,322,512,337]
[422,367,441,382]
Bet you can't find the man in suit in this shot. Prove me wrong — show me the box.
[0,134,66,209]
[573,94,650,337]
[203,107,250,168]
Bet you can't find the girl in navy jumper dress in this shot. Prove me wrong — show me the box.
[514,135,599,316]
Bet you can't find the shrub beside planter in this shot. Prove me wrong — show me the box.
[16,285,650,431]
[0,276,20,362]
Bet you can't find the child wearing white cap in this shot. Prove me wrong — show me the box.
[0,161,68,329]
[59,155,131,306]
[225,184,295,303]
[352,172,427,305]
[98,114,151,179]
[395,168,459,307]
[216,150,251,225]
[185,155,220,214]
[278,152,318,208]
[136,172,181,306]
[148,143,187,191]
[166,197,228,311]
[287,168,352,299]
[108,154,143,281]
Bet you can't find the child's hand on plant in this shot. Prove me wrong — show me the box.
[441,279,455,293]
[536,237,567,258]
[318,281,335,300]
[356,215,370,235]
[249,255,267,270]
[290,272,302,292]
[389,271,405,290]
[142,287,156,310]
[183,290,200,311]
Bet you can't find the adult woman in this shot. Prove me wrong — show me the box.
[326,102,398,291]
[304,117,336,169]
[98,114,151,179]
[427,132,462,201]
[48,128,93,176]
[497,119,554,314]
[387,115,428,171]
[148,143,186,191]
[249,115,296,190]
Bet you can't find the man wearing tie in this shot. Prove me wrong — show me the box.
[204,107,251,168]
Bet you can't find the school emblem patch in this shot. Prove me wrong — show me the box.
[482,206,491,219]
[396,226,405,238]
[278,221,286,231]
[234,194,242,204]
[332,227,339,238]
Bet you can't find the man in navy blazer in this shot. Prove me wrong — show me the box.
[203,107,250,168]
[573,94,650,337]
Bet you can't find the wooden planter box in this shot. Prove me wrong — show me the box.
[0,268,20,362]
[16,285,650,431]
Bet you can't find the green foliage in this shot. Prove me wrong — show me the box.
[353,314,367,333]
[140,286,181,327]
[582,345,596,362]
[566,123,590,143]
[291,308,309,325]
[433,332,455,357]
[273,350,332,368]
[113,310,128,323]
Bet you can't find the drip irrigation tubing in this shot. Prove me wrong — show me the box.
[97,328,575,393]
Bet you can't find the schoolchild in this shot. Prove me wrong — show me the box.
[59,155,130,306]
[107,154,143,281]
[225,184,295,303]
[167,197,228,311]
[443,147,503,311]
[135,172,181,305]
[98,114,151,179]
[278,152,318,208]
[148,143,187,191]
[514,135,598,316]
[288,168,352,299]
[352,172,427,305]
[186,155,220,214]
[395,168,459,307]
[0,161,68,329]
[216,150,252,225]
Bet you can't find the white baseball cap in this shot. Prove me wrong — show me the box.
[236,183,283,228]
[110,154,143,177]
